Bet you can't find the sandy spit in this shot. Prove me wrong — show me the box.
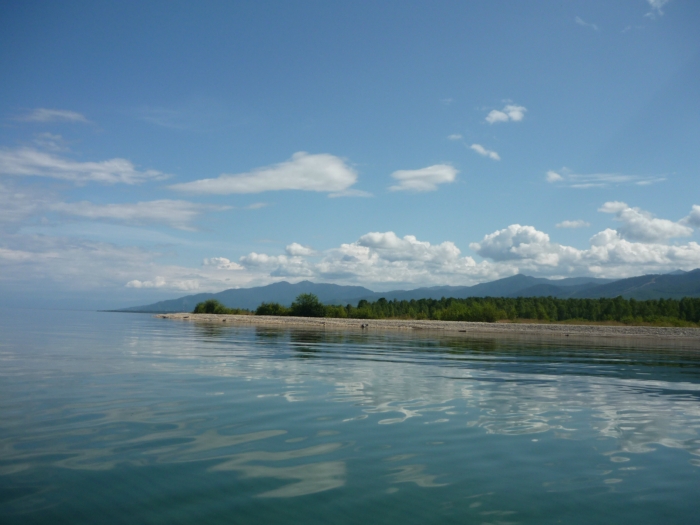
[156,313,700,344]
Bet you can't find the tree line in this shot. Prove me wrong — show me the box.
[194,294,700,326]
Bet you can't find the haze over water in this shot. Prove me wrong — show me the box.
[1,310,700,524]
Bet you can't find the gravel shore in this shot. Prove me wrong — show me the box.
[157,313,700,345]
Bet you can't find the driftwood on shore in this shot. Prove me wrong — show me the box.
[156,313,700,346]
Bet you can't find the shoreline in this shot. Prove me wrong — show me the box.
[157,313,700,344]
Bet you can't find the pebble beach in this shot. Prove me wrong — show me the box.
[157,313,700,346]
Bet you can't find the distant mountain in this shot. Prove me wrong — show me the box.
[119,281,375,313]
[117,274,620,313]
[118,270,700,313]
[572,269,700,300]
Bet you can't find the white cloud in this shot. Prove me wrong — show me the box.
[545,168,665,188]
[485,104,527,124]
[546,170,564,183]
[598,201,628,214]
[388,164,457,192]
[0,147,168,184]
[4,200,699,297]
[0,247,40,262]
[285,243,316,256]
[470,225,583,266]
[0,183,223,231]
[170,152,358,195]
[682,205,700,228]
[358,232,461,263]
[575,16,599,31]
[238,251,315,278]
[470,144,500,161]
[447,134,463,141]
[33,133,69,152]
[469,225,700,279]
[556,220,590,229]
[587,229,700,274]
[202,257,244,270]
[227,231,502,289]
[50,199,228,230]
[245,202,268,210]
[17,108,89,123]
[598,201,692,242]
[126,276,167,289]
[646,0,671,17]
[0,233,263,294]
[126,277,201,291]
[0,183,49,228]
[328,188,374,198]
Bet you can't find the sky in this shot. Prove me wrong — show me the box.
[1,0,699,310]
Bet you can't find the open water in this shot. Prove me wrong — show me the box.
[1,309,700,524]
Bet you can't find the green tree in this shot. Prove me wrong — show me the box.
[193,299,233,314]
[290,293,326,317]
[255,302,289,316]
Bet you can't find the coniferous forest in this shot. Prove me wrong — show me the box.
[194,294,700,327]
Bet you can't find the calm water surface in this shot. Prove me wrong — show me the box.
[1,310,700,524]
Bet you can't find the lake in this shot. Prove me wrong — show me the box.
[1,309,699,524]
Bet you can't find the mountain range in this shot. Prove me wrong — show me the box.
[116,269,700,313]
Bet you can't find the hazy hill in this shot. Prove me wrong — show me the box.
[118,275,614,313]
[119,281,374,313]
[571,269,700,300]
[117,270,700,313]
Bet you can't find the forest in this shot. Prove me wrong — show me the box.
[194,293,700,326]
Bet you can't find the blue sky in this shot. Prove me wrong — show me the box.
[1,0,699,309]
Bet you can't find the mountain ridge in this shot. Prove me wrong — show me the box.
[116,270,700,313]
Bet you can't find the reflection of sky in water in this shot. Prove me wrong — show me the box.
[141,325,700,459]
[1,311,699,523]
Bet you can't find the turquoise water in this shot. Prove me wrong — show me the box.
[1,310,700,524]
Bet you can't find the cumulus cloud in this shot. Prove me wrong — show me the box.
[470,144,500,161]
[485,104,527,124]
[202,257,244,270]
[285,243,316,256]
[388,164,457,192]
[587,229,700,275]
[238,251,315,278]
[50,199,228,230]
[682,205,700,228]
[447,134,463,141]
[17,108,89,123]
[556,220,590,229]
[468,225,700,279]
[470,225,583,266]
[598,201,692,242]
[248,232,492,286]
[126,278,200,291]
[358,232,461,263]
[126,276,167,289]
[4,199,699,296]
[0,147,168,184]
[545,169,665,188]
[575,16,599,31]
[170,152,358,195]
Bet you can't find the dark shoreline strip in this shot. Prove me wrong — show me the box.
[156,313,700,344]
